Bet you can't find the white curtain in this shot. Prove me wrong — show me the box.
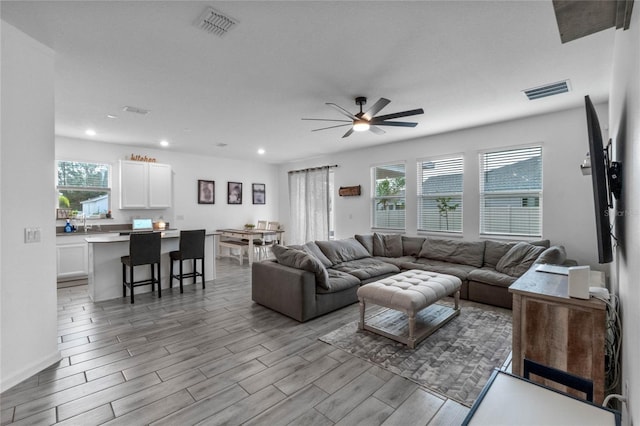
[288,166,330,245]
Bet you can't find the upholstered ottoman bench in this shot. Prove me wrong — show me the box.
[357,269,462,348]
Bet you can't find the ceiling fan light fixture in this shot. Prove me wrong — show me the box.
[353,120,370,132]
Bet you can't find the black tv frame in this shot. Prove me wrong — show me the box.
[584,95,622,264]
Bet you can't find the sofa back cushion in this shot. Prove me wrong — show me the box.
[316,238,371,265]
[354,234,374,255]
[302,241,333,268]
[402,236,425,257]
[484,239,551,269]
[271,244,330,289]
[534,245,567,265]
[372,233,403,257]
[495,242,546,277]
[483,240,517,269]
[418,238,485,268]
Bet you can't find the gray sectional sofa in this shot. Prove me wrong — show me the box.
[251,233,568,322]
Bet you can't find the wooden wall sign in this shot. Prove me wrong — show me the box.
[339,185,361,196]
[130,154,157,163]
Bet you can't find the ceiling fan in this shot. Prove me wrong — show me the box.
[302,97,424,138]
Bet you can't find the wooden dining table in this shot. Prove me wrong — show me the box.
[216,228,285,265]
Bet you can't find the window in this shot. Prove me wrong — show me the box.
[417,156,463,233]
[480,146,542,236]
[57,161,111,217]
[372,163,406,230]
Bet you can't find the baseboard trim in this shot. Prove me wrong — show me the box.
[0,350,61,393]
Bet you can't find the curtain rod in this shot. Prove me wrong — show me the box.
[288,164,338,174]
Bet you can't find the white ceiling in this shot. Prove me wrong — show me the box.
[1,1,615,164]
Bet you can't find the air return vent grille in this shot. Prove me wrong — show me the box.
[195,7,237,37]
[523,80,570,100]
[122,106,150,115]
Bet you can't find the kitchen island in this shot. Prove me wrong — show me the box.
[86,230,220,302]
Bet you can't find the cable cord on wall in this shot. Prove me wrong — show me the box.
[595,293,622,394]
[602,393,627,408]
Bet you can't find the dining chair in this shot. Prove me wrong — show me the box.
[121,232,161,304]
[169,229,206,293]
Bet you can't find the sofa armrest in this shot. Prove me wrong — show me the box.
[251,260,318,322]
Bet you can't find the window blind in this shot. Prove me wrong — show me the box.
[417,156,463,232]
[480,146,542,236]
[372,163,406,230]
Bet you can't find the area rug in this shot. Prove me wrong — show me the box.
[319,299,512,407]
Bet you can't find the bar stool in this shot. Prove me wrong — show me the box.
[169,229,206,293]
[121,232,161,304]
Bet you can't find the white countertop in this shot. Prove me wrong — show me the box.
[85,230,220,243]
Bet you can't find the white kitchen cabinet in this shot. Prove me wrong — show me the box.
[120,160,172,209]
[148,163,172,208]
[56,237,89,281]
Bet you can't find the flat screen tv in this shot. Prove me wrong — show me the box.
[584,95,613,264]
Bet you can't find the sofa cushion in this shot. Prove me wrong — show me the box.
[316,269,361,294]
[301,241,333,268]
[403,259,475,281]
[534,245,567,265]
[372,233,403,257]
[316,238,371,265]
[330,258,400,281]
[495,242,546,277]
[483,240,517,269]
[483,239,552,269]
[418,238,485,268]
[402,236,425,257]
[467,267,517,289]
[271,244,330,289]
[373,255,417,268]
[355,234,374,255]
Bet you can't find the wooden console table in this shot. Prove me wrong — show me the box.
[509,268,607,404]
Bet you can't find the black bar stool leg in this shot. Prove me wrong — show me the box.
[157,263,161,298]
[169,258,174,289]
[122,263,126,298]
[201,258,205,289]
[179,260,184,293]
[130,266,135,304]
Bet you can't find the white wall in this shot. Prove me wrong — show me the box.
[609,6,639,425]
[280,105,608,269]
[56,137,280,230]
[1,22,60,392]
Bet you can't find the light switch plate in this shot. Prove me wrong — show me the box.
[24,227,41,243]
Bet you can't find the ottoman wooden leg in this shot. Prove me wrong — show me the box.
[454,290,460,311]
[408,311,416,349]
[359,298,366,330]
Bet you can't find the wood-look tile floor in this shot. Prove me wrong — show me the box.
[1,259,469,425]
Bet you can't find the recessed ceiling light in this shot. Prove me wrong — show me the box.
[85,129,96,136]
[106,114,118,119]
[257,148,265,155]
[160,140,169,147]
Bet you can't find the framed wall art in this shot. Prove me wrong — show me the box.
[252,183,266,204]
[198,180,215,204]
[227,182,242,204]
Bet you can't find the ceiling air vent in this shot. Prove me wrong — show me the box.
[195,7,238,37]
[523,80,570,100]
[122,106,150,115]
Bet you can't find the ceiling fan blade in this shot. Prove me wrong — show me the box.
[326,103,359,120]
[371,121,418,128]
[302,118,352,123]
[311,123,352,132]
[362,98,391,121]
[372,108,424,121]
[342,128,354,138]
[369,125,386,135]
